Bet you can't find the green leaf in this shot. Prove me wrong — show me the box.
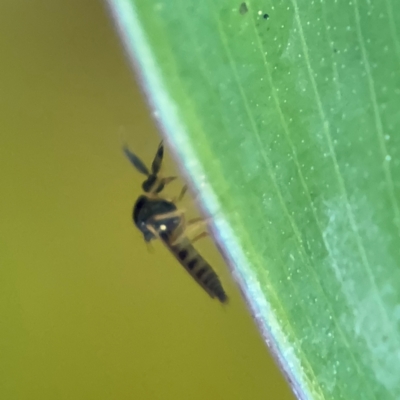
[107,0,400,398]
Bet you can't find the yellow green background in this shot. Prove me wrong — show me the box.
[0,2,293,399]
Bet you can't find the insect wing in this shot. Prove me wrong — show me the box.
[151,141,164,175]
[123,145,150,176]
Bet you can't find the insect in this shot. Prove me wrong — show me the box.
[123,141,227,303]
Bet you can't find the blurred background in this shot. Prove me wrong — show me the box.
[0,1,293,399]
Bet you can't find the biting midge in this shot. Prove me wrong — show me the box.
[124,141,227,303]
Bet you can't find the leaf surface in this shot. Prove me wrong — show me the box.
[108,1,400,398]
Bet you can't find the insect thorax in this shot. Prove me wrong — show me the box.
[133,195,181,242]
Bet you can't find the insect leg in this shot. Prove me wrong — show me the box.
[190,231,209,244]
[160,176,178,186]
[170,217,210,245]
[151,208,186,221]
[145,224,163,241]
[171,184,188,203]
[178,185,189,202]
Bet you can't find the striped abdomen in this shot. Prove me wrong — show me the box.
[164,237,227,303]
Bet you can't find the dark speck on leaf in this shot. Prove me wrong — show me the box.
[263,13,269,19]
[239,2,248,15]
[333,48,338,53]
